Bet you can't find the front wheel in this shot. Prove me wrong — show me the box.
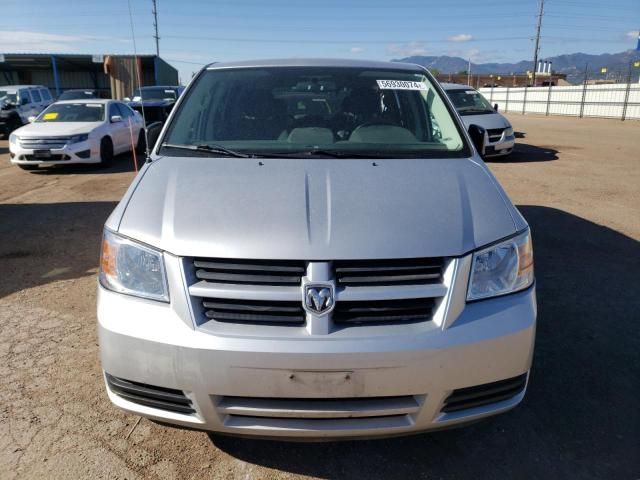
[100,137,114,165]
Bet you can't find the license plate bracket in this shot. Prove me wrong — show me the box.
[33,149,52,159]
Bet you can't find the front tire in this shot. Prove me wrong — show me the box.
[100,137,114,165]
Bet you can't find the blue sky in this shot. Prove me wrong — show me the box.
[1,0,638,83]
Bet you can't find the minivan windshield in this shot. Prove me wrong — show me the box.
[162,67,468,158]
[446,88,495,115]
[58,90,98,101]
[36,103,105,122]
[0,90,18,105]
[132,87,177,101]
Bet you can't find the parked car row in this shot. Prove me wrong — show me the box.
[1,83,184,170]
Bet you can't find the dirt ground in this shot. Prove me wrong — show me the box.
[0,114,638,479]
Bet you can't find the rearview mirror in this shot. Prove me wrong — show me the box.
[467,124,486,156]
[110,115,122,123]
[27,116,36,123]
[494,103,499,111]
[145,121,163,156]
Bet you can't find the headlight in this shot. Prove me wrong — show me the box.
[9,133,18,145]
[68,133,89,144]
[99,229,169,302]
[504,127,514,137]
[467,229,534,301]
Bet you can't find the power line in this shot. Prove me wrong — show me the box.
[151,0,160,56]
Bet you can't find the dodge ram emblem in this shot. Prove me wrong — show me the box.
[304,285,334,315]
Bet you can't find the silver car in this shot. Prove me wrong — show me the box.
[441,83,515,157]
[98,59,536,440]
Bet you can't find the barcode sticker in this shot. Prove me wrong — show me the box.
[376,80,428,90]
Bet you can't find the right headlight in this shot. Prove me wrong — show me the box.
[9,133,18,145]
[467,229,534,301]
[99,229,169,302]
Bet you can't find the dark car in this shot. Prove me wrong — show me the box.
[125,86,185,125]
[0,96,23,137]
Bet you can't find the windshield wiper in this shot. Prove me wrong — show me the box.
[161,143,251,158]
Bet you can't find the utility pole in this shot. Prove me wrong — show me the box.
[152,0,160,56]
[531,0,544,87]
[467,58,471,86]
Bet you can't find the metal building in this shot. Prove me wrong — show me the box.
[0,53,179,99]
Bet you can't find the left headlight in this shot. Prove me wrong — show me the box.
[467,229,534,301]
[68,133,89,144]
[99,229,169,302]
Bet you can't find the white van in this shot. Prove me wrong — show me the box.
[0,85,54,124]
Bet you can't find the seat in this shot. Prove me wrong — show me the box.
[222,90,287,141]
[287,127,334,145]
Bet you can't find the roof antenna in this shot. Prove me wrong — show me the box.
[127,0,151,162]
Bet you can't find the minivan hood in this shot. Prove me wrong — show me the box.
[458,112,510,130]
[15,122,101,137]
[116,157,518,259]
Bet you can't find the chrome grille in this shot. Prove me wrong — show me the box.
[186,257,449,331]
[486,128,505,142]
[19,137,70,150]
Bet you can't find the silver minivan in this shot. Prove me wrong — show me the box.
[441,83,515,157]
[98,59,536,440]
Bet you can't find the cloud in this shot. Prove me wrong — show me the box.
[448,34,473,43]
[0,30,128,53]
[386,42,428,57]
[626,30,639,40]
[350,47,365,54]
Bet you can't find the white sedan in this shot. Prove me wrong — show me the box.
[9,99,145,170]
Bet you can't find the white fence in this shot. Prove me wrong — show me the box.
[479,83,640,120]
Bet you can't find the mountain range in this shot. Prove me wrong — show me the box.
[393,50,640,84]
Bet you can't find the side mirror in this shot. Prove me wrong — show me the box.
[123,97,131,102]
[145,121,163,155]
[468,124,486,156]
[110,115,122,123]
[27,116,36,123]
[494,103,499,111]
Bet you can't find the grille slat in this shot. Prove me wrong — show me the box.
[106,374,195,414]
[442,374,527,413]
[217,395,420,419]
[196,270,302,285]
[334,298,435,324]
[202,298,305,325]
[194,258,305,286]
[335,258,445,286]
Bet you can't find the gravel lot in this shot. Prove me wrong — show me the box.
[0,114,638,479]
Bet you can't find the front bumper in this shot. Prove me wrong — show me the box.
[9,140,100,165]
[484,134,515,157]
[98,269,537,439]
